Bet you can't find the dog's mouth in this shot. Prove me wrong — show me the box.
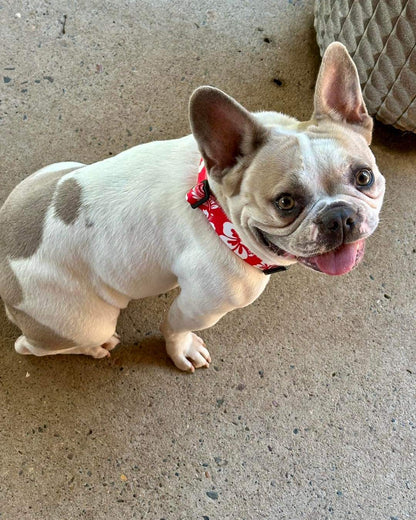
[295,240,365,276]
[255,228,365,276]
[255,228,288,257]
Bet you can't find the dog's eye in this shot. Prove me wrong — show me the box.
[355,168,374,187]
[276,194,295,211]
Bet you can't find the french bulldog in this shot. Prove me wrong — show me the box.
[0,42,385,371]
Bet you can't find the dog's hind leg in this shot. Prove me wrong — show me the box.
[14,334,120,358]
[8,305,121,359]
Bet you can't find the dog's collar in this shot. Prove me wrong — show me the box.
[186,159,287,275]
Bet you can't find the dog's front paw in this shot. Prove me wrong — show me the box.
[166,332,211,373]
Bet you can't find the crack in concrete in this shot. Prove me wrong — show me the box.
[60,14,67,36]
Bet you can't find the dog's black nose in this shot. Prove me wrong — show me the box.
[321,205,357,236]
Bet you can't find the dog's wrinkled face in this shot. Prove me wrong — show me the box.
[190,42,385,275]
[234,121,385,275]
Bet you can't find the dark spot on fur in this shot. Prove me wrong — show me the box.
[0,167,80,307]
[0,261,23,306]
[0,170,64,259]
[54,178,82,225]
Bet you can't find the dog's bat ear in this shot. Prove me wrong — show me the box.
[313,42,373,144]
[189,86,269,181]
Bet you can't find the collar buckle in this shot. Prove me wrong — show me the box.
[190,180,211,209]
[263,265,288,275]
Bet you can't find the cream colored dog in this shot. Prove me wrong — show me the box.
[0,43,385,371]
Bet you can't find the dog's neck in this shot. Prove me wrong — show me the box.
[186,159,287,275]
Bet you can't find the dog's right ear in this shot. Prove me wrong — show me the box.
[313,42,373,144]
[189,86,269,181]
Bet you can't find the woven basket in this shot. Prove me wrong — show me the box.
[314,0,416,133]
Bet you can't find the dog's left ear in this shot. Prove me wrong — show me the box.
[313,42,373,144]
[189,86,269,181]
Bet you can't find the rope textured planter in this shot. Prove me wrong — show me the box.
[315,0,416,132]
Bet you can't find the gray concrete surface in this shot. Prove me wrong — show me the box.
[1,1,415,519]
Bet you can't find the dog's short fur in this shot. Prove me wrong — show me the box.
[0,43,385,371]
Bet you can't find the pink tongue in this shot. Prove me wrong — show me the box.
[314,241,362,276]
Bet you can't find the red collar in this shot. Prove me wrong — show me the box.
[186,159,287,275]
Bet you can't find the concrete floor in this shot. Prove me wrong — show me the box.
[1,1,415,519]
